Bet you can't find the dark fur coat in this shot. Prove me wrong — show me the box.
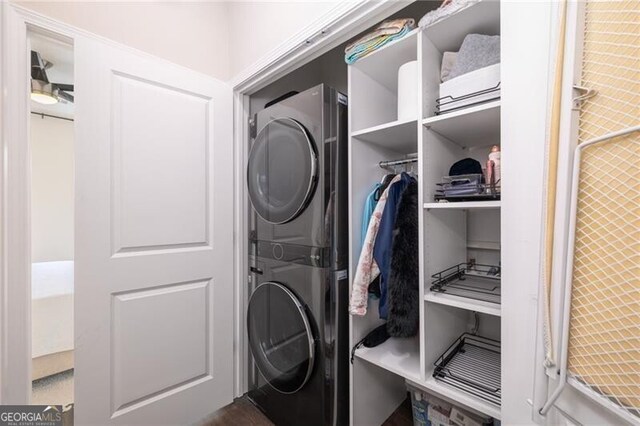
[386,179,419,337]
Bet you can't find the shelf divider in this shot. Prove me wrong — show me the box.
[424,201,501,210]
[425,292,501,317]
[467,240,501,251]
[351,118,418,153]
[423,101,500,148]
[354,337,421,381]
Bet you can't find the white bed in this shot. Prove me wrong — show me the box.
[32,261,74,380]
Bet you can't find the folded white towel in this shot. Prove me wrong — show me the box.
[418,0,480,29]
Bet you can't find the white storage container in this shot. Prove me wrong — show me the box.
[437,63,500,114]
[398,60,419,120]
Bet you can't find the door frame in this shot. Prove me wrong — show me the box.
[0,4,82,402]
[0,0,408,404]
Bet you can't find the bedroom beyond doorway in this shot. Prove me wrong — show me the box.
[29,30,75,408]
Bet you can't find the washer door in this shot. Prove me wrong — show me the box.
[247,118,317,224]
[247,282,315,394]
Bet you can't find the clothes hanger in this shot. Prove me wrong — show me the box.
[375,173,397,200]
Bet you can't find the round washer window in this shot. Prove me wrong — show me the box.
[247,282,315,394]
[247,118,317,224]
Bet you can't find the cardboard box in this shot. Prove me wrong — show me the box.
[428,404,451,426]
[449,406,491,426]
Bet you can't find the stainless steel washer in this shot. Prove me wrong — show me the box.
[247,253,349,426]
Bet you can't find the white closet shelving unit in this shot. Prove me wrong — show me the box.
[348,1,502,424]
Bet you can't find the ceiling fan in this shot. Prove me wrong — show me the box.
[31,50,74,105]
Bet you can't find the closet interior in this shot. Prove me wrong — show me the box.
[349,1,502,423]
[248,1,503,424]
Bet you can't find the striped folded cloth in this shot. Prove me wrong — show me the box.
[344,18,416,64]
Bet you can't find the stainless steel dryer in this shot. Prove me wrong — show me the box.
[247,84,348,252]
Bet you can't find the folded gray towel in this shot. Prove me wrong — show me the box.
[448,34,500,80]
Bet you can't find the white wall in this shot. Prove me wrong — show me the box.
[227,1,341,78]
[14,1,231,80]
[30,115,74,263]
[15,1,345,81]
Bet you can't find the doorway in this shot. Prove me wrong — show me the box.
[28,31,75,407]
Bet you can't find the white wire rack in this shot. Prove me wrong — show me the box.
[540,1,639,422]
[577,1,639,145]
[540,126,640,423]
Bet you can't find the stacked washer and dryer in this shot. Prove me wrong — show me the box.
[246,85,350,426]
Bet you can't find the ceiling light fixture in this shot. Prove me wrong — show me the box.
[31,79,59,105]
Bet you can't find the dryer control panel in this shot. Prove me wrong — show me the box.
[254,240,330,268]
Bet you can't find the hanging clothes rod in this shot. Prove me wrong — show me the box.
[31,111,74,122]
[379,156,417,168]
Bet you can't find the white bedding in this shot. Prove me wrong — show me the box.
[32,261,74,359]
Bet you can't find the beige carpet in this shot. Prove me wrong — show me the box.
[32,369,74,406]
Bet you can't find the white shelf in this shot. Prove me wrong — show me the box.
[354,337,421,381]
[424,201,501,210]
[423,0,500,53]
[351,28,419,91]
[347,3,504,423]
[423,101,501,148]
[351,118,418,153]
[467,240,501,251]
[425,292,501,317]
[407,373,502,420]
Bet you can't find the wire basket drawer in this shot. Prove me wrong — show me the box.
[430,263,501,304]
[433,333,501,406]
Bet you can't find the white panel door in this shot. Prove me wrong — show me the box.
[74,35,234,425]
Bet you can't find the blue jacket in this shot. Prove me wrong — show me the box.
[361,184,381,250]
[374,173,413,319]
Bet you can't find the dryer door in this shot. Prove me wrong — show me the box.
[247,118,318,224]
[247,282,315,394]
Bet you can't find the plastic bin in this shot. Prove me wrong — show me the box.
[408,383,430,426]
[407,382,456,426]
[407,381,497,426]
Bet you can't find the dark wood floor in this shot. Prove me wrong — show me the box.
[199,395,413,426]
[198,397,273,426]
[382,397,413,426]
